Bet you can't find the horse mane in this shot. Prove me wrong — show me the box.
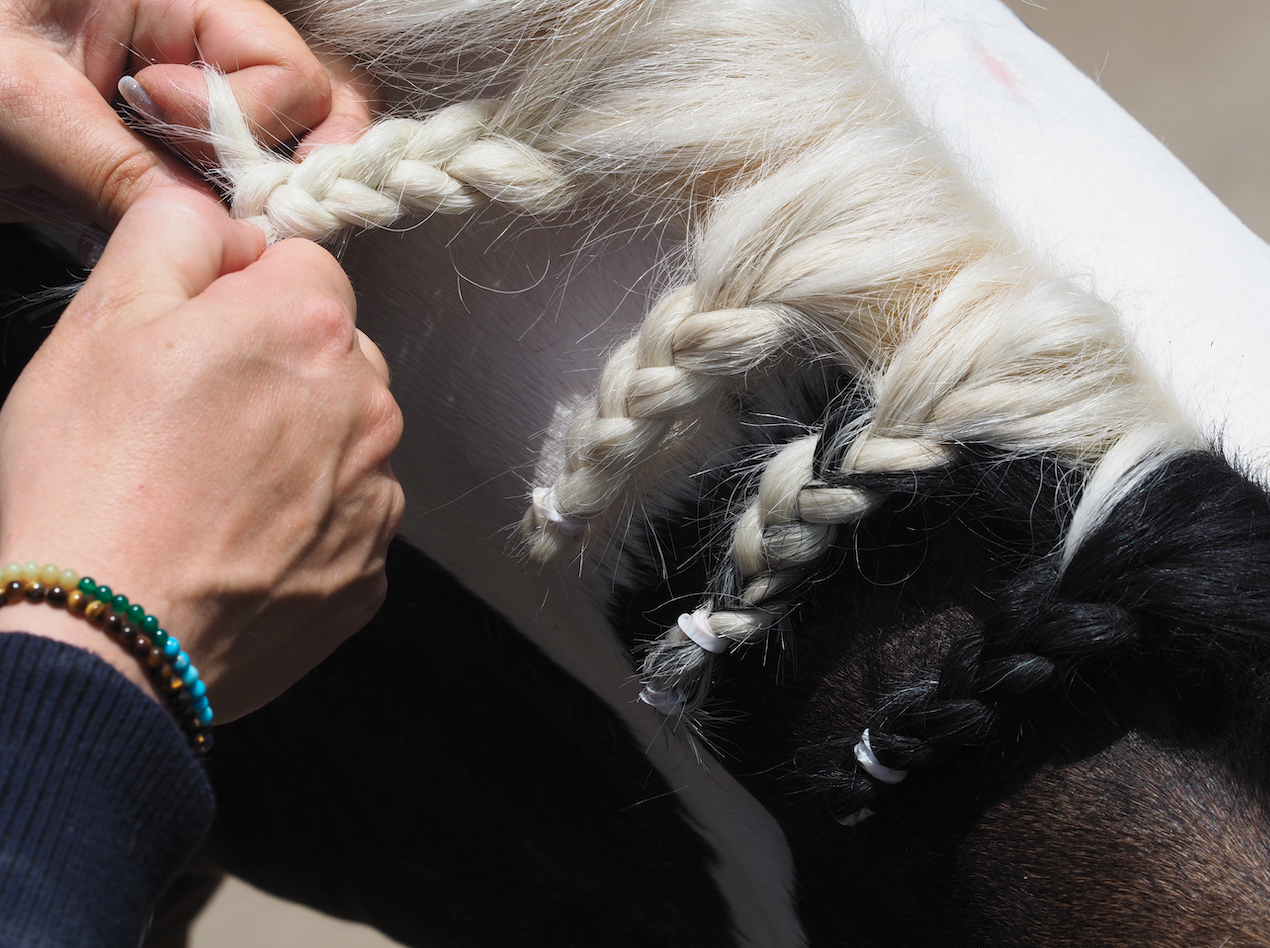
[202,0,1270,832]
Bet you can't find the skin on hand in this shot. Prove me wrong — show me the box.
[0,187,404,721]
[0,0,379,229]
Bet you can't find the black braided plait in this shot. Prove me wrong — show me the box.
[824,449,1270,825]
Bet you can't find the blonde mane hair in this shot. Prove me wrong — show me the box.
[207,0,1197,725]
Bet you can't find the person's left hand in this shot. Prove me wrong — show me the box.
[0,0,378,229]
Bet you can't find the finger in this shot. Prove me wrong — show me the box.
[236,237,357,322]
[130,0,332,149]
[0,55,211,228]
[293,54,383,159]
[355,329,392,386]
[184,236,358,355]
[64,187,265,335]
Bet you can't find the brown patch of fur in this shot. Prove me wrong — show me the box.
[959,736,1270,946]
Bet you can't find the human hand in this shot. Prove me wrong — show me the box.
[0,187,404,721]
[0,0,378,229]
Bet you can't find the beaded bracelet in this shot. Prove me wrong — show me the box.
[0,562,213,756]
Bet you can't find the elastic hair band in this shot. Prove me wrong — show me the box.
[853,729,907,785]
[0,562,213,756]
[836,806,875,828]
[638,684,691,715]
[531,487,588,538]
[678,610,727,654]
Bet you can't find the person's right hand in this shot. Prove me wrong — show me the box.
[0,187,404,721]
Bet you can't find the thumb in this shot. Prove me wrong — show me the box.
[62,187,266,337]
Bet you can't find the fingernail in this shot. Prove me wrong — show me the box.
[118,76,165,123]
[78,225,110,268]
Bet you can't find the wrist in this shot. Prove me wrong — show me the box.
[0,602,161,703]
[0,563,214,754]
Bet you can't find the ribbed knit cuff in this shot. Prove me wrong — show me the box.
[0,632,214,947]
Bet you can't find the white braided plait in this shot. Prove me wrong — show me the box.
[637,253,1197,719]
[521,119,1012,560]
[520,285,826,562]
[638,431,949,714]
[204,72,573,244]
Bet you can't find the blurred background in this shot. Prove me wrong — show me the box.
[190,1,1270,944]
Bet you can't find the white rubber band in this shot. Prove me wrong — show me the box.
[853,729,908,785]
[531,486,587,538]
[835,807,875,828]
[639,685,690,715]
[678,610,727,654]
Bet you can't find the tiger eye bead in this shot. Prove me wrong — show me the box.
[66,589,87,612]
[168,676,184,693]
[130,634,151,657]
[23,582,46,603]
[103,612,124,635]
[84,599,106,622]
[3,581,22,603]
[46,585,68,606]
[146,648,165,669]
[153,664,173,683]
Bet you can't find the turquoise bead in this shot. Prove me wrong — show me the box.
[110,594,129,614]
[163,637,180,658]
[182,665,199,686]
[77,577,96,595]
[189,679,206,699]
[141,615,159,635]
[196,706,213,726]
[94,584,112,603]
[192,695,209,713]
[173,651,189,672]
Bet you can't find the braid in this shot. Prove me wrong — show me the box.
[826,451,1270,826]
[634,252,1193,719]
[201,1,1232,815]
[205,75,573,244]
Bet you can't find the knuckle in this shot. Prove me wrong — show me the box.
[260,58,332,136]
[386,481,406,534]
[367,388,405,455]
[95,150,160,225]
[300,292,357,351]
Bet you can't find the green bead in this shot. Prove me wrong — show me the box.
[78,576,96,595]
[141,614,159,635]
[94,584,112,603]
[110,594,129,614]
[150,628,168,648]
[126,604,145,624]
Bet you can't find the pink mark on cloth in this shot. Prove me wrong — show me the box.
[968,36,1030,105]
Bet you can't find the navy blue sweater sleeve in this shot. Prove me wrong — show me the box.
[0,632,215,947]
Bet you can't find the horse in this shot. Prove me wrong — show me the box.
[90,0,1270,943]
